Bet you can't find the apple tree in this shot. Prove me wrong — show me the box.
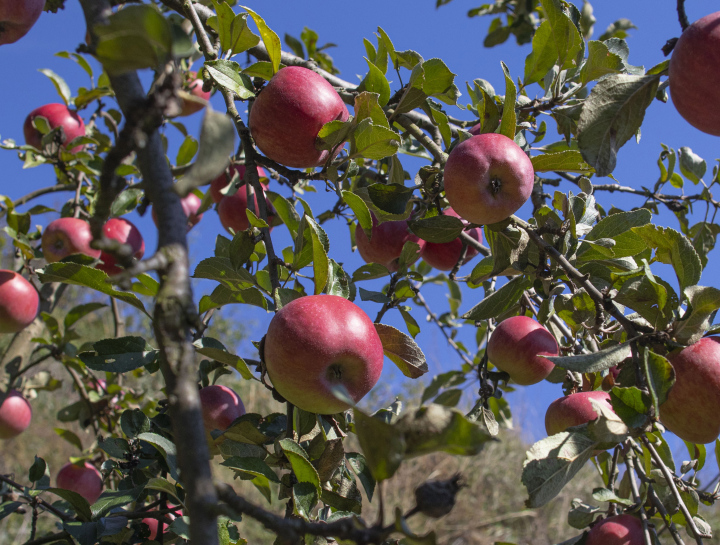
[2,0,720,544]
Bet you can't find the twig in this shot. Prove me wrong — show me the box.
[459,231,491,257]
[677,0,689,32]
[22,531,72,545]
[389,109,447,165]
[0,474,72,522]
[623,443,655,545]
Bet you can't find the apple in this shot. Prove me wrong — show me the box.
[42,217,101,263]
[56,461,103,504]
[355,215,424,272]
[659,336,720,444]
[248,66,350,168]
[210,164,268,204]
[0,389,32,439]
[142,503,182,540]
[217,182,275,234]
[0,270,39,334]
[198,384,245,433]
[586,514,644,545]
[23,103,86,153]
[420,208,483,271]
[0,0,44,46]
[545,391,613,436]
[151,192,203,231]
[175,71,211,117]
[486,315,558,385]
[96,217,145,276]
[263,294,384,414]
[669,12,720,135]
[443,133,534,225]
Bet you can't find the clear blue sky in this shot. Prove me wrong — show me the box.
[1,1,719,462]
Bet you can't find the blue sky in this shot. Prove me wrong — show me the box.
[2,1,720,470]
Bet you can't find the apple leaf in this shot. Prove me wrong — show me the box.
[498,62,517,139]
[353,409,406,481]
[240,6,282,75]
[673,285,720,344]
[522,431,597,508]
[577,73,660,176]
[38,69,71,106]
[193,257,256,288]
[374,323,428,379]
[366,183,414,216]
[531,150,594,174]
[407,214,464,243]
[462,275,531,321]
[278,439,322,496]
[266,191,301,237]
[46,488,93,521]
[302,215,330,295]
[545,342,631,373]
[346,452,376,501]
[204,59,255,99]
[193,337,253,380]
[609,386,651,429]
[325,259,356,301]
[358,58,392,106]
[354,91,390,128]
[350,119,402,161]
[90,485,145,520]
[293,482,319,520]
[79,337,157,374]
[342,190,373,239]
[220,456,280,483]
[580,40,625,85]
[421,58,460,106]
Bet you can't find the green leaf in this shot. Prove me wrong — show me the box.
[199,285,269,312]
[592,487,633,506]
[54,428,83,451]
[220,456,280,482]
[421,58,459,105]
[610,386,651,429]
[498,62,516,139]
[194,337,253,380]
[346,452,376,501]
[462,276,530,321]
[673,285,720,344]
[304,215,330,295]
[350,119,401,160]
[374,323,428,379]
[316,119,355,152]
[293,482,319,520]
[278,439,322,495]
[47,488,93,520]
[577,74,660,176]
[354,91,390,128]
[531,150,593,174]
[366,183,414,215]
[580,40,625,84]
[358,58,391,106]
[678,146,706,184]
[243,61,275,80]
[137,432,180,481]
[38,69,71,106]
[326,259,355,301]
[64,302,106,330]
[353,409,405,481]
[229,12,261,55]
[79,336,157,373]
[240,6,281,75]
[546,343,631,373]
[352,263,391,282]
[343,190,373,239]
[407,214,464,243]
[205,59,255,99]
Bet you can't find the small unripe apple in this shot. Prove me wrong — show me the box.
[96,218,145,276]
[420,208,483,271]
[0,0,44,46]
[56,461,103,504]
[210,164,268,204]
[0,270,39,334]
[586,514,644,545]
[264,294,385,414]
[249,66,350,168]
[443,133,534,225]
[545,391,613,436]
[660,336,720,444]
[199,384,245,433]
[217,182,274,234]
[0,389,32,439]
[142,504,182,540]
[355,215,424,272]
[42,217,101,263]
[486,315,558,385]
[175,71,211,117]
[151,192,203,231]
[669,12,720,135]
[23,103,86,153]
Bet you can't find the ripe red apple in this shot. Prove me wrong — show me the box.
[142,504,182,540]
[151,192,203,231]
[486,315,558,385]
[586,514,644,545]
[355,215,424,272]
[420,208,483,271]
[545,391,613,436]
[0,270,39,334]
[443,133,535,225]
[0,0,44,46]
[660,336,720,444]
[264,294,385,414]
[198,384,245,433]
[210,164,268,204]
[42,217,101,263]
[96,218,145,276]
[0,389,32,439]
[23,103,86,153]
[249,66,350,168]
[56,461,103,504]
[175,71,211,117]
[669,12,720,135]
[217,182,274,234]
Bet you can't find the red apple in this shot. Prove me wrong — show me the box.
[249,66,350,168]
[660,336,720,444]
[264,294,385,414]
[586,514,644,545]
[545,391,613,436]
[56,461,103,504]
[42,217,101,263]
[23,103,86,153]
[0,270,38,333]
[217,182,274,234]
[210,164,268,204]
[468,123,482,135]
[151,192,203,231]
[175,71,211,117]
[420,208,483,271]
[486,315,558,385]
[0,389,32,439]
[0,0,44,46]
[198,384,245,433]
[96,218,145,276]
[669,12,720,135]
[355,215,424,272]
[142,503,182,540]
[443,133,534,225]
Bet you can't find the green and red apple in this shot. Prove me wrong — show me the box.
[586,514,644,545]
[0,270,39,334]
[23,103,86,153]
[0,0,44,46]
[175,71,212,117]
[56,461,103,504]
[0,389,32,439]
[545,391,613,436]
[355,215,424,272]
[96,218,145,276]
[42,217,101,263]
[198,384,246,433]
[420,208,482,271]
[210,164,268,204]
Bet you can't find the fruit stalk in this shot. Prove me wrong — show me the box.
[621,446,654,545]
